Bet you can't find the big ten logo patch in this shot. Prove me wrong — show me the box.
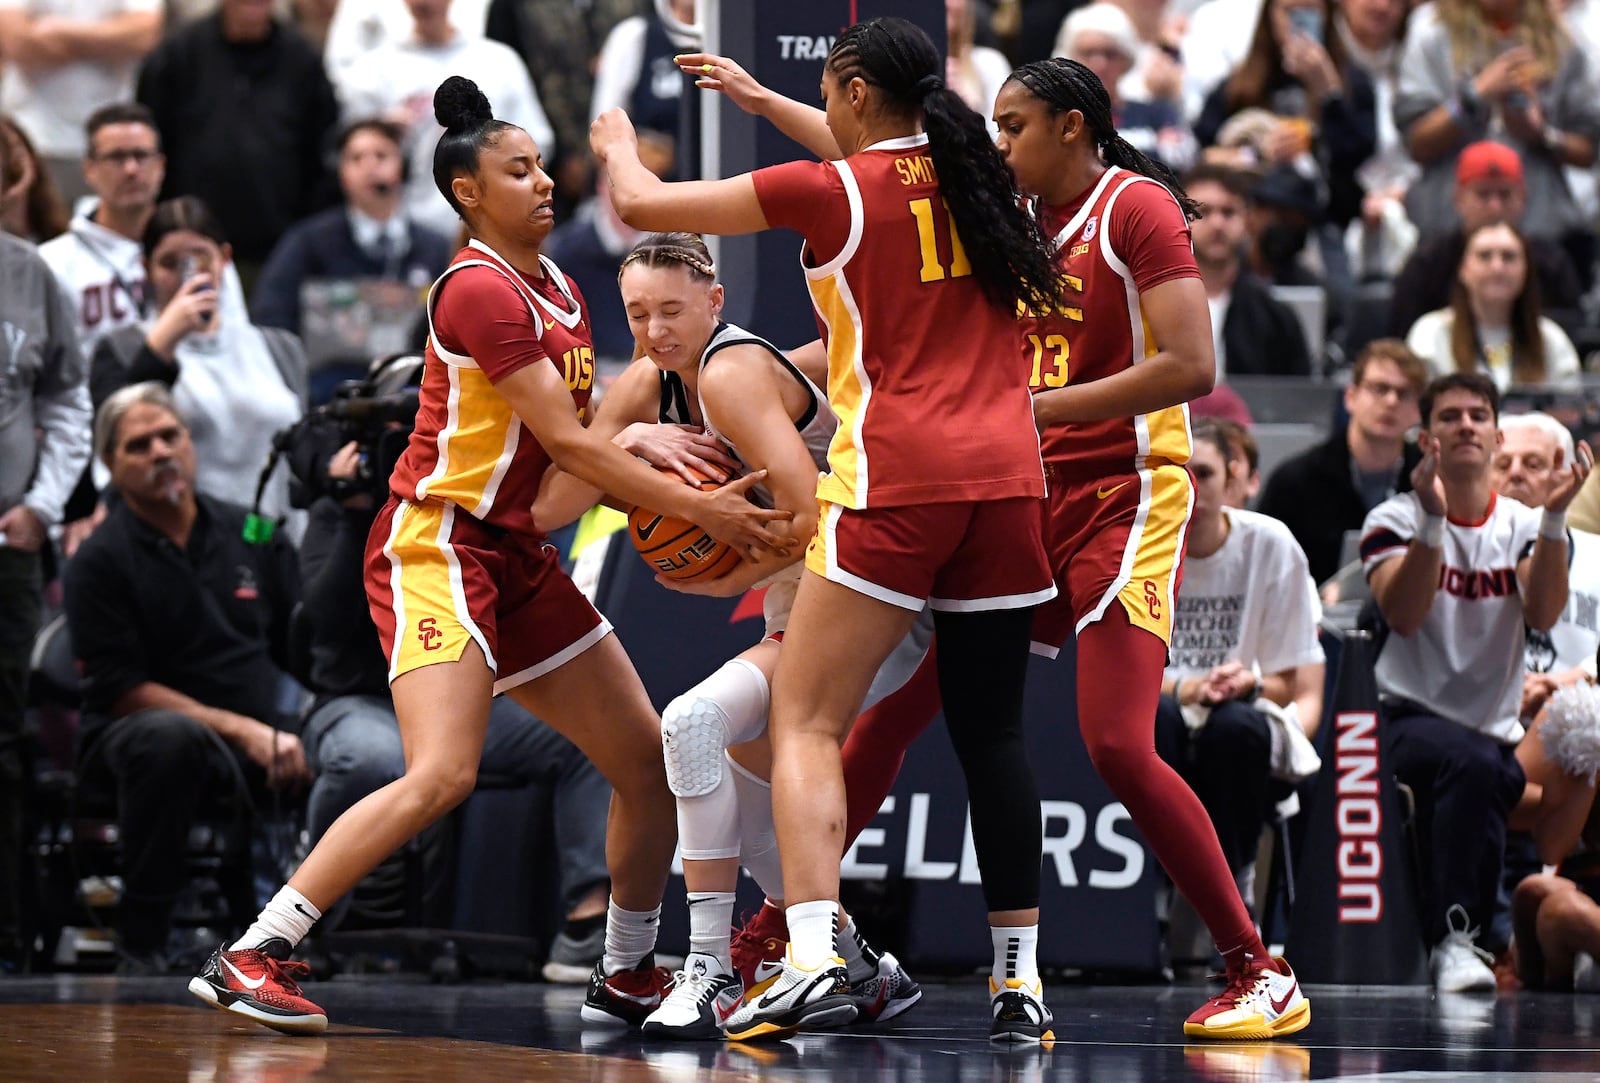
[561,345,595,394]
[417,616,444,651]
[651,534,721,575]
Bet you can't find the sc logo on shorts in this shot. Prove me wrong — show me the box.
[1143,580,1162,621]
[417,617,444,651]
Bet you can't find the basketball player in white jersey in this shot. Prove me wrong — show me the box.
[1361,371,1592,992]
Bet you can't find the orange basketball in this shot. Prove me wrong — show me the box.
[627,466,744,583]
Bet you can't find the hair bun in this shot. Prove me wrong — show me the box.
[434,76,493,132]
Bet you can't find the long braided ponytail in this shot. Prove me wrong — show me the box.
[1008,58,1201,221]
[826,18,1060,314]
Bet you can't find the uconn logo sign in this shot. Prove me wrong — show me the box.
[1333,710,1384,922]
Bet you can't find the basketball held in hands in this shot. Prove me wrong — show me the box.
[627,465,744,583]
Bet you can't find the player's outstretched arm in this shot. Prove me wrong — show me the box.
[675,51,843,161]
[592,108,771,235]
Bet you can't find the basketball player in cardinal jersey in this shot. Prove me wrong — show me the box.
[594,17,1064,1042]
[987,58,1309,1039]
[187,77,791,1037]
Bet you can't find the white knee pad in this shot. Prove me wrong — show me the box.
[661,658,770,798]
[729,753,784,900]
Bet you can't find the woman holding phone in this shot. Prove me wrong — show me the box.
[88,195,308,526]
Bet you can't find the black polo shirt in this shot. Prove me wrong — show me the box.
[63,494,300,744]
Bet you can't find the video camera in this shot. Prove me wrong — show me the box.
[276,354,424,509]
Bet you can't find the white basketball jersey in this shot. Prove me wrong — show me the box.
[1361,491,1542,742]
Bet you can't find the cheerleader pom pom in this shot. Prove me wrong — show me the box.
[1540,681,1600,785]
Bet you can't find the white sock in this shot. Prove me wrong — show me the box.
[231,885,321,952]
[786,900,840,970]
[836,916,881,984]
[991,924,1040,988]
[602,899,661,976]
[687,891,736,973]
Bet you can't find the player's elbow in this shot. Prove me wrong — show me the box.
[1177,347,1216,400]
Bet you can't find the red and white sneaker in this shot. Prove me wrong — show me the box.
[581,954,674,1027]
[1184,954,1310,1039]
[188,938,327,1035]
[730,905,788,995]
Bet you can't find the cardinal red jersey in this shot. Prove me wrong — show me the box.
[1024,167,1199,476]
[388,240,596,536]
[752,135,1044,509]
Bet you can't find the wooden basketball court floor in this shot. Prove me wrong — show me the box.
[4,975,1600,1081]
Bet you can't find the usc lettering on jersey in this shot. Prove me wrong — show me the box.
[1023,166,1200,476]
[752,135,1044,509]
[389,240,594,536]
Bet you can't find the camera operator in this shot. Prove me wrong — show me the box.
[294,393,613,981]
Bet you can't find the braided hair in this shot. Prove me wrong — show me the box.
[1007,58,1200,221]
[432,76,518,218]
[618,231,717,282]
[825,17,1058,314]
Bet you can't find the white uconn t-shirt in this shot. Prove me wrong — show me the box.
[1361,491,1542,743]
[1166,508,1324,680]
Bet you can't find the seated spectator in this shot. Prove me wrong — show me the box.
[1405,221,1581,391]
[1361,371,1586,991]
[948,0,1012,138]
[90,197,307,527]
[1339,0,1418,282]
[252,119,453,340]
[1245,165,1328,289]
[1258,339,1426,584]
[590,0,699,178]
[1386,143,1582,337]
[544,130,674,363]
[1186,164,1313,376]
[1057,3,1197,174]
[1094,0,1189,115]
[324,0,492,83]
[0,151,91,969]
[1492,413,1600,713]
[1156,419,1325,905]
[1194,0,1377,231]
[1394,0,1600,273]
[1214,416,1263,507]
[294,435,613,980]
[137,0,339,288]
[0,115,69,243]
[1509,679,1600,991]
[332,0,555,242]
[0,0,161,204]
[65,383,307,973]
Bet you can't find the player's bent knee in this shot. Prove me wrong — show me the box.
[661,694,729,798]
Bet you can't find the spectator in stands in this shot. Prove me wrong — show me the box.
[296,435,612,981]
[486,0,645,213]
[1394,0,1600,274]
[1089,0,1189,114]
[332,0,555,243]
[323,0,491,82]
[1259,339,1426,583]
[590,0,699,177]
[1187,164,1313,376]
[1405,221,1582,391]
[66,383,306,974]
[1156,419,1325,906]
[1194,0,1377,230]
[1214,416,1263,508]
[0,133,91,969]
[1508,684,1600,992]
[1337,0,1417,282]
[544,130,674,363]
[1057,3,1197,174]
[1493,413,1600,714]
[39,105,162,361]
[252,119,453,338]
[1361,371,1589,991]
[0,116,69,243]
[948,0,1012,138]
[0,0,161,204]
[90,197,307,527]
[1245,165,1328,289]
[137,0,338,286]
[1387,143,1582,337]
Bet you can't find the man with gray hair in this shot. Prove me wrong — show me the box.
[0,132,91,969]
[66,383,306,973]
[1493,411,1600,718]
